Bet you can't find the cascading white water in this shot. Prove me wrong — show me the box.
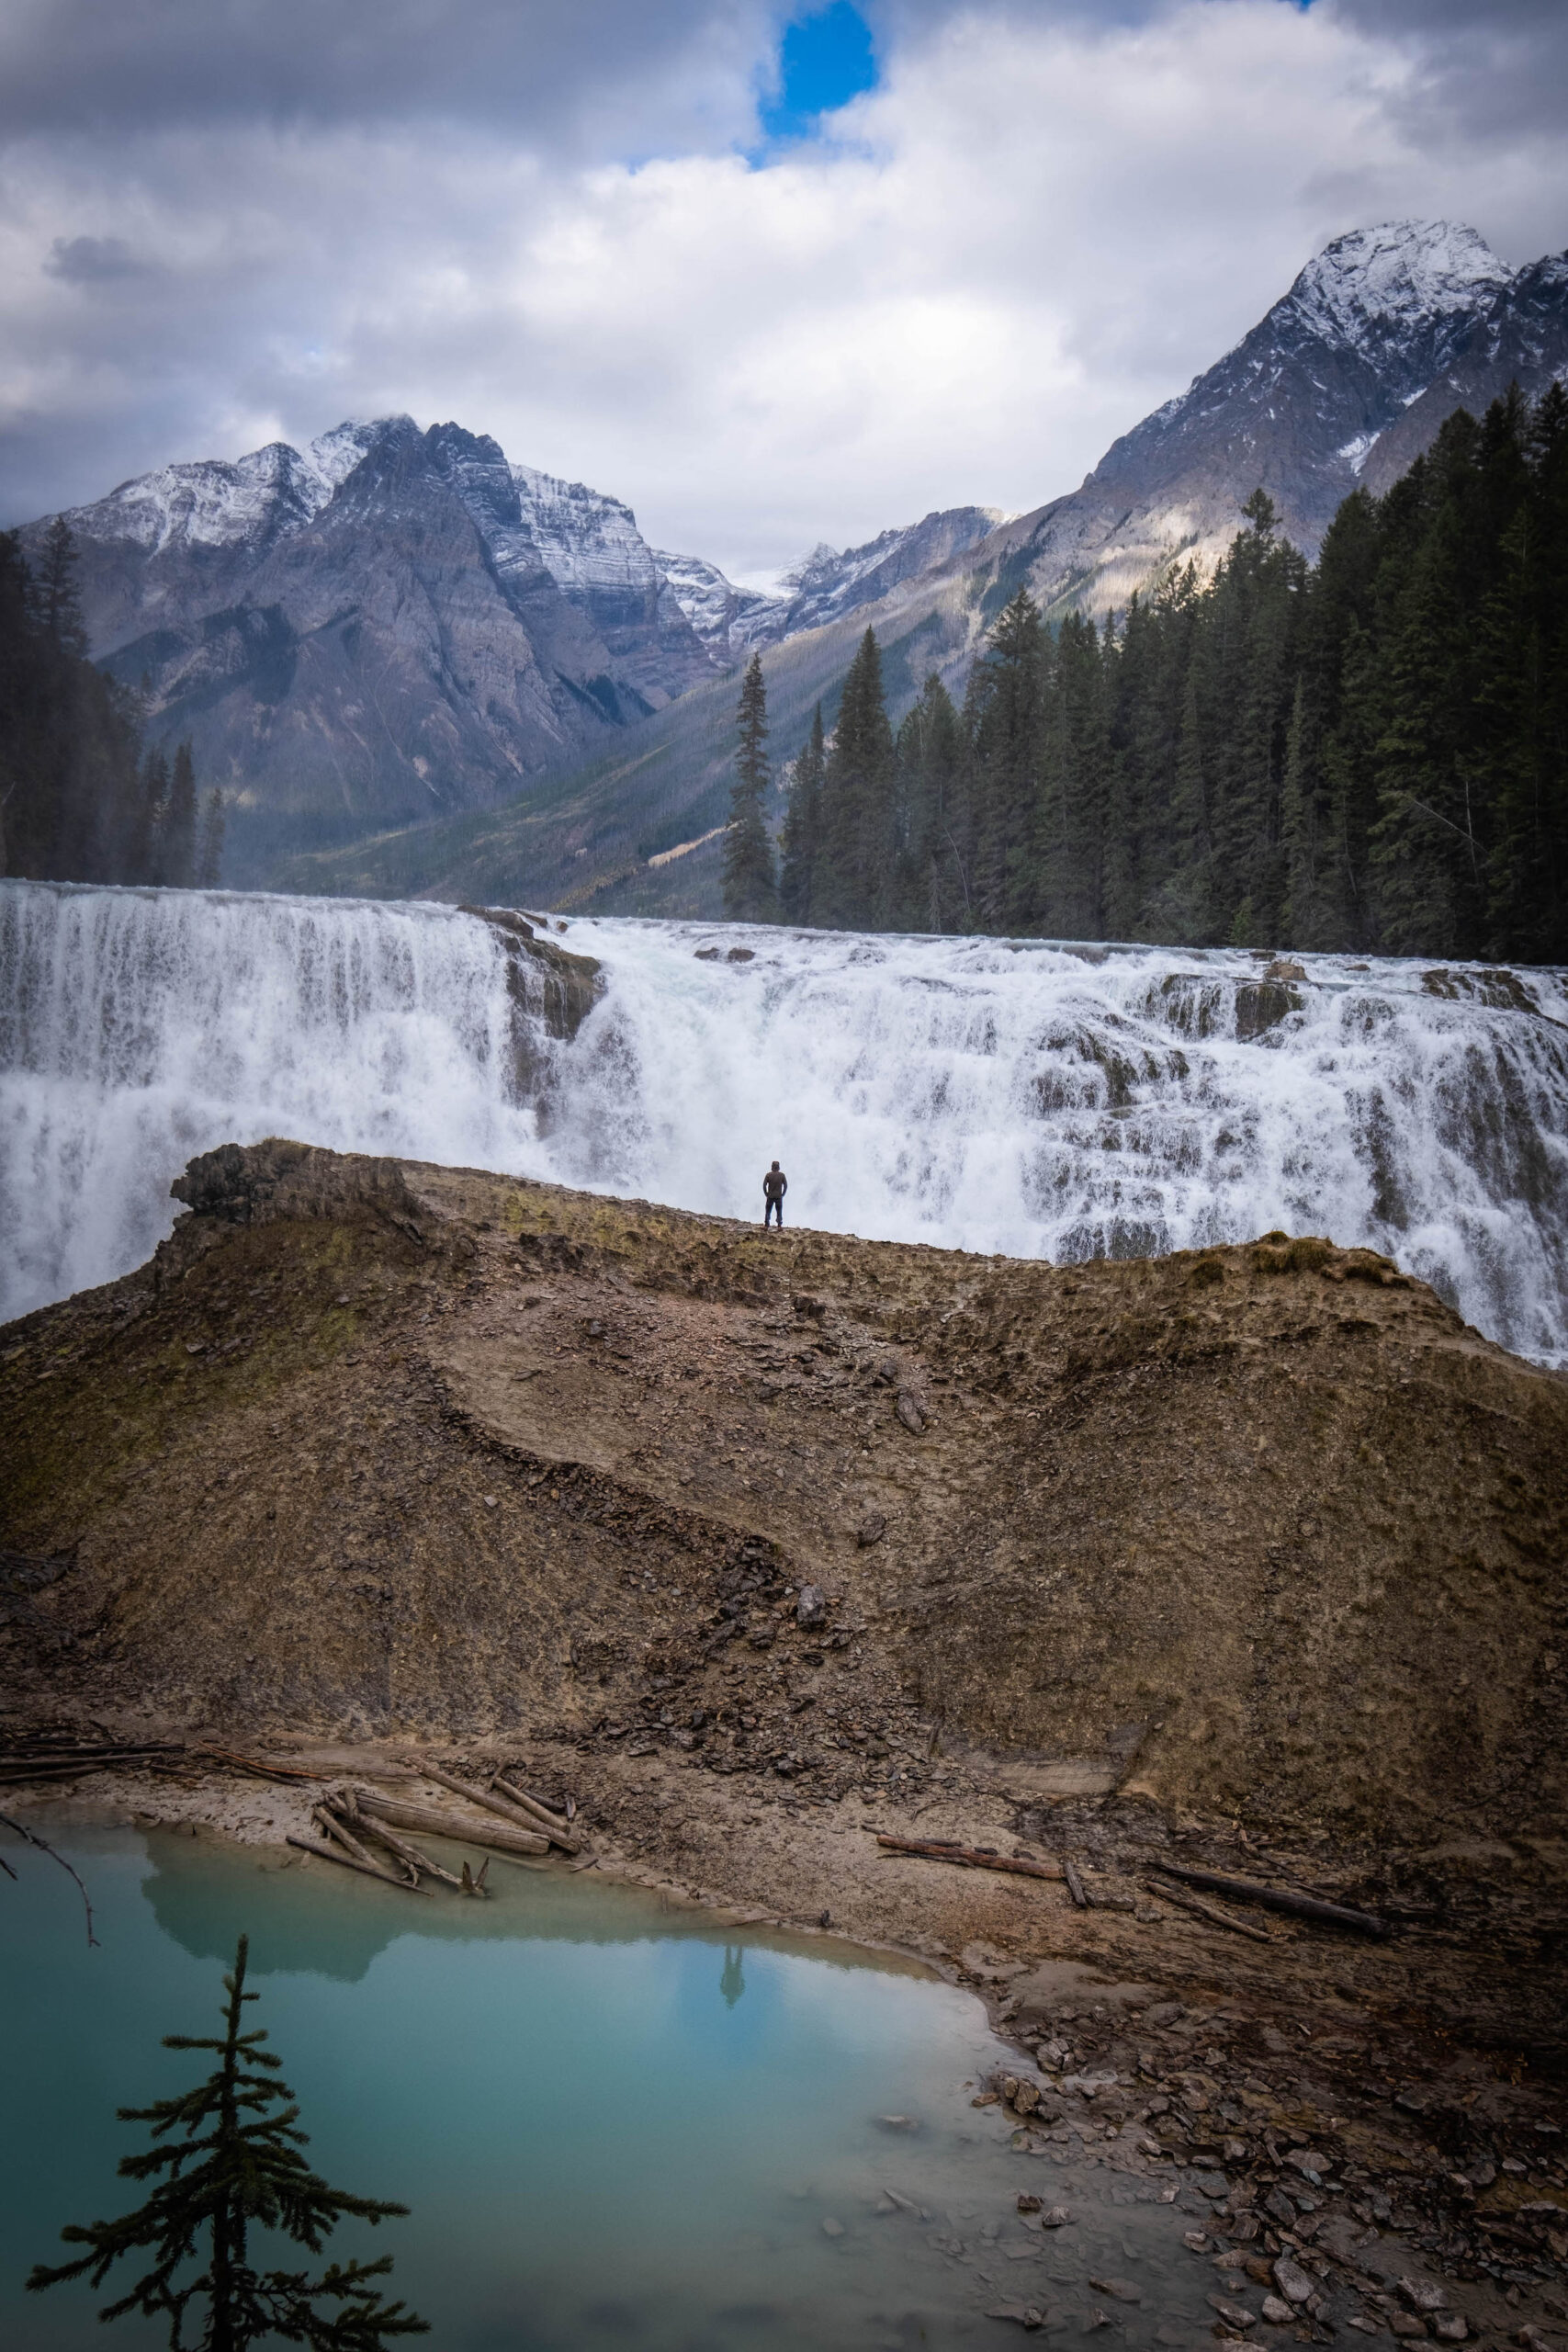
[5,878,1567,1365]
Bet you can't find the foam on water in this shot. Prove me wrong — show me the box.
[4,880,1567,1364]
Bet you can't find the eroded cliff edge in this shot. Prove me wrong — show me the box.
[6,1137,1563,1841]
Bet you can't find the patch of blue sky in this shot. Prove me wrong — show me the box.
[756,2,878,147]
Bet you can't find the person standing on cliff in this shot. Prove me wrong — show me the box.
[763,1161,787,1227]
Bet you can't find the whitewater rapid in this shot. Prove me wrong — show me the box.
[4,880,1567,1365]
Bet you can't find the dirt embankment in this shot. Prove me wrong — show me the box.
[6,1141,1568,2312]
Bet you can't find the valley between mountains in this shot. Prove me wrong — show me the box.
[19,218,1568,909]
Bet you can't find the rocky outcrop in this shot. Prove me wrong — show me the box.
[5,1142,1564,1851]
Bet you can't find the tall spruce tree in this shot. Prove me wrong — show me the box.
[28,1936,426,2350]
[778,702,825,923]
[815,628,895,929]
[163,742,199,889]
[197,788,227,890]
[722,651,778,921]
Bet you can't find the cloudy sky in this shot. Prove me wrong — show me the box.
[2,0,1564,582]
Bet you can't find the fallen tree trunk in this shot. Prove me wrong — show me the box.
[1150,1860,1387,1939]
[491,1772,581,1854]
[876,1834,1066,1883]
[354,1789,549,1857]
[345,1805,473,1893]
[287,1835,432,1892]
[393,1758,580,1854]
[1151,1879,1275,1944]
[312,1804,386,1872]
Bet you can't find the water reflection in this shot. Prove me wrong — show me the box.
[4,1829,1217,2352]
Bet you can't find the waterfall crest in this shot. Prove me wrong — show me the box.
[4,881,1566,1364]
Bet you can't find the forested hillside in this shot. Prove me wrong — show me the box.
[779,387,1568,963]
[1,526,220,889]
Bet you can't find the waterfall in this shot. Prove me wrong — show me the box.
[4,879,1566,1365]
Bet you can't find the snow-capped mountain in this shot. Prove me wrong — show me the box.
[21,415,717,871]
[649,549,790,654]
[987,220,1568,616]
[655,505,1005,654]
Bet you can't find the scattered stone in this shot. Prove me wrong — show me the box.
[855,1510,886,1545]
[1432,2320,1468,2344]
[1185,2231,1212,2252]
[1018,2194,1043,2214]
[1041,2208,1076,2229]
[1271,2255,1314,2307]
[1399,2279,1449,2315]
[1089,2277,1142,2303]
[1212,2298,1257,2330]
[795,1584,827,1629]
[877,2115,919,2132]
[986,2308,1044,2331]
[896,1392,926,1434]
[821,2216,844,2238]
[1390,2313,1427,2339]
[1260,2297,1293,2324]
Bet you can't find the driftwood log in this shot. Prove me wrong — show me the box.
[311,1804,390,1874]
[491,1771,582,1854]
[1151,1879,1275,1943]
[876,1834,1066,1883]
[392,1758,581,1854]
[354,1788,549,1857]
[345,1806,475,1894]
[1150,1860,1387,1939]
[287,1835,432,1892]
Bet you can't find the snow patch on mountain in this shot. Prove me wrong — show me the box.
[651,550,790,654]
[513,465,667,604]
[62,441,329,556]
[1287,220,1511,356]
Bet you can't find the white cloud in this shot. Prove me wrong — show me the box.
[1,0,1564,573]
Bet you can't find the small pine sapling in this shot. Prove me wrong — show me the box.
[28,1934,427,2349]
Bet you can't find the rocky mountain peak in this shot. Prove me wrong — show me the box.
[1285,220,1512,356]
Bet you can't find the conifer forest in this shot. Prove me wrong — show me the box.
[765,390,1568,963]
[0,523,222,890]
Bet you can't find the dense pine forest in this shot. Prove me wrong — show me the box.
[0,524,221,888]
[743,387,1568,964]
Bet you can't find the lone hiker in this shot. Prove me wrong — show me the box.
[763,1160,787,1228]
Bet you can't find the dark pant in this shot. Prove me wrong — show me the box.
[764,1198,784,1227]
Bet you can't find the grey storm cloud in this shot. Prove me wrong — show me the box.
[1,0,1565,565]
[0,0,774,148]
[1325,0,1568,140]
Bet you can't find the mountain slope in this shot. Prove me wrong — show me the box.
[19,417,720,878]
[296,217,1568,918]
[984,220,1567,619]
[656,503,1004,655]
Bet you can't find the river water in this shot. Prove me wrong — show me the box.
[3,1829,1217,2349]
[3,880,1566,1362]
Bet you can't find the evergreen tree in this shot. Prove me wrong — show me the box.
[37,515,88,657]
[894,673,965,930]
[721,652,778,921]
[163,742,199,889]
[197,788,228,890]
[0,525,200,889]
[815,628,895,929]
[778,703,825,923]
[28,1935,426,2350]
[966,589,1046,932]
